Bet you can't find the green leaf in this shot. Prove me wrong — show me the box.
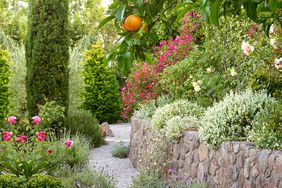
[176,5,195,23]
[210,0,221,26]
[115,5,126,23]
[31,161,48,175]
[98,16,115,28]
[144,52,153,64]
[244,2,259,21]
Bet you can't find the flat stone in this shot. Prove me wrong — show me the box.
[249,149,257,162]
[198,144,209,161]
[251,165,259,178]
[244,158,251,179]
[231,166,239,181]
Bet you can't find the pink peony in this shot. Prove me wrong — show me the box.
[8,116,16,125]
[3,132,11,142]
[65,139,73,148]
[32,116,41,125]
[37,132,46,142]
[241,41,254,56]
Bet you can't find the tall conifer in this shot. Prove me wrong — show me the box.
[26,0,69,115]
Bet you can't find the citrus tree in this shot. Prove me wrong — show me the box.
[99,0,199,75]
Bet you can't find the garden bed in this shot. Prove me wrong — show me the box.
[129,116,282,188]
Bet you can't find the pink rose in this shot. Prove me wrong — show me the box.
[65,139,73,148]
[21,135,28,141]
[32,116,41,125]
[37,132,46,142]
[3,132,11,142]
[241,41,254,56]
[8,116,16,125]
[16,136,24,143]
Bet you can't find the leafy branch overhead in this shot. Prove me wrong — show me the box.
[99,0,198,75]
[201,0,282,33]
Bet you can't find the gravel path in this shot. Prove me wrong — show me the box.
[89,123,138,188]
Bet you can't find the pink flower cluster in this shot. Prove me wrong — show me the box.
[3,132,11,142]
[180,10,203,44]
[2,116,44,142]
[154,35,193,71]
[37,132,46,142]
[16,135,28,143]
[121,63,160,119]
[65,139,73,148]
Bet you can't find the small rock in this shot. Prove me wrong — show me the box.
[100,122,114,137]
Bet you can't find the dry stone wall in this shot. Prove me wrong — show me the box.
[129,116,282,188]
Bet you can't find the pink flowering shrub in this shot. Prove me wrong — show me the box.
[180,10,203,44]
[153,35,193,71]
[120,10,203,119]
[121,63,160,119]
[0,116,45,143]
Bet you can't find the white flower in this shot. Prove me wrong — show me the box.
[230,67,237,77]
[192,82,201,92]
[18,1,28,8]
[241,41,254,56]
[274,57,282,71]
[206,67,212,74]
[270,38,278,49]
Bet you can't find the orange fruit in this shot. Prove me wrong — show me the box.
[122,23,128,32]
[124,15,142,31]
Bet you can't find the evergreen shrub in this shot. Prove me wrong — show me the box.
[81,42,121,123]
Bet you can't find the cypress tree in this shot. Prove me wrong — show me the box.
[0,47,11,119]
[26,0,69,116]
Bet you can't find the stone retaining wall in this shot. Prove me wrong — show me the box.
[129,116,282,188]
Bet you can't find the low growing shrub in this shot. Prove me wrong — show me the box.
[26,174,63,188]
[0,174,20,188]
[199,90,278,148]
[249,103,282,150]
[129,172,166,188]
[151,99,203,130]
[39,101,65,132]
[67,109,103,147]
[164,116,199,141]
[112,143,129,158]
[134,95,173,120]
[61,168,115,188]
[61,134,91,168]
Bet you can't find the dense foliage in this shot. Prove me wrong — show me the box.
[161,17,281,107]
[67,109,103,147]
[199,90,281,148]
[151,99,203,130]
[26,0,69,116]
[0,47,11,119]
[202,0,282,33]
[81,42,121,123]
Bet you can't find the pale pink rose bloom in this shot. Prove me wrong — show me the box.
[65,139,74,148]
[241,41,254,56]
[8,116,16,125]
[32,116,41,125]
